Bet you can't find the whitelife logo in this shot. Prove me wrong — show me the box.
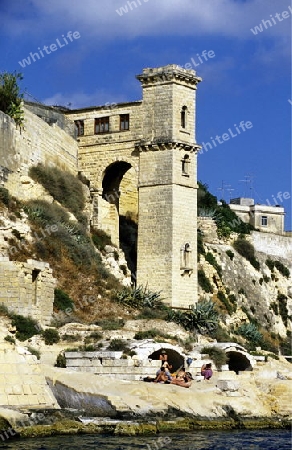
[250,5,292,35]
[18,31,81,68]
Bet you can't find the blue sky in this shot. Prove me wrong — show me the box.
[0,0,291,229]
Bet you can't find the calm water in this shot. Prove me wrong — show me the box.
[2,429,291,450]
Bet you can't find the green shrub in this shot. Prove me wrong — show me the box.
[119,264,127,276]
[274,261,290,278]
[84,332,103,344]
[107,339,130,352]
[29,164,85,220]
[55,353,66,368]
[205,252,222,278]
[270,302,279,315]
[233,237,254,260]
[0,71,24,127]
[233,238,260,270]
[25,200,100,269]
[62,334,81,342]
[4,335,15,344]
[11,314,40,341]
[200,346,228,369]
[277,294,289,326]
[42,328,60,345]
[217,290,235,315]
[95,319,125,330]
[27,346,41,360]
[226,250,234,260]
[137,307,168,320]
[197,232,205,257]
[91,229,113,251]
[54,289,74,312]
[209,325,232,342]
[134,329,173,340]
[0,187,10,206]
[24,199,69,225]
[81,345,96,351]
[11,228,22,240]
[123,349,137,357]
[198,269,213,293]
[238,288,245,295]
[266,259,274,271]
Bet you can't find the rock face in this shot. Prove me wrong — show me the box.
[44,365,292,421]
[198,221,292,338]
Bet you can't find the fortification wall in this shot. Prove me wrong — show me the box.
[251,231,292,261]
[0,257,55,326]
[0,107,78,199]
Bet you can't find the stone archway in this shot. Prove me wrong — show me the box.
[148,348,185,372]
[226,351,252,374]
[99,161,138,277]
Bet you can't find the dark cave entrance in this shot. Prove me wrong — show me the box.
[148,348,185,372]
[226,351,252,374]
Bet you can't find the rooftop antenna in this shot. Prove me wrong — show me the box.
[239,174,254,198]
[217,180,231,202]
[226,187,235,202]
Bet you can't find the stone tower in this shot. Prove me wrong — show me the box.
[136,65,202,309]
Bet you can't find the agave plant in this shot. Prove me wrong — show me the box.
[115,285,164,310]
[168,299,219,334]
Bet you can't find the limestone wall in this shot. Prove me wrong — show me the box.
[65,351,162,381]
[251,231,292,261]
[0,107,78,200]
[0,257,55,325]
[0,343,59,409]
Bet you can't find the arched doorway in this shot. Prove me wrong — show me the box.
[148,348,185,372]
[102,161,131,207]
[101,161,138,276]
[226,351,252,374]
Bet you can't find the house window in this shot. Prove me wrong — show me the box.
[95,117,109,134]
[120,114,129,131]
[182,154,190,176]
[261,216,268,226]
[181,106,187,128]
[74,120,84,136]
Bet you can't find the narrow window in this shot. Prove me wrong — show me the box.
[74,120,84,136]
[120,114,129,131]
[32,269,40,283]
[95,117,109,134]
[261,216,268,226]
[182,154,190,176]
[181,106,187,128]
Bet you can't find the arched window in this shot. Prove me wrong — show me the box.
[181,154,190,176]
[181,106,187,128]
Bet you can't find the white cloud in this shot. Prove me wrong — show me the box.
[2,0,291,40]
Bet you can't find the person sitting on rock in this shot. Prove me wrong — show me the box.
[171,371,193,388]
[201,363,213,380]
[154,366,170,383]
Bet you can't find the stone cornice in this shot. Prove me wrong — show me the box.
[136,65,202,89]
[135,140,202,153]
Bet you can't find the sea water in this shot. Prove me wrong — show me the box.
[3,429,291,450]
